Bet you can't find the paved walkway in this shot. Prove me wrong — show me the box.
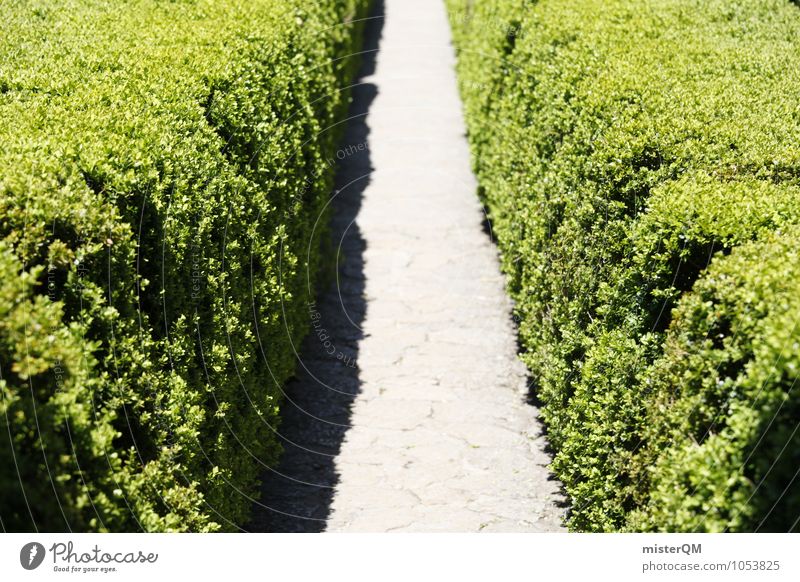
[250,0,565,533]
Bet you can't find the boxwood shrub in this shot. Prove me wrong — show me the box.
[0,0,369,531]
[447,0,800,531]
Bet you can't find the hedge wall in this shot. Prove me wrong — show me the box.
[0,0,370,532]
[447,0,800,531]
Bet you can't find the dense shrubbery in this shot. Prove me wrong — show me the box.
[447,0,800,531]
[0,0,369,531]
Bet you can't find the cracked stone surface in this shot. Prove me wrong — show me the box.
[249,0,566,533]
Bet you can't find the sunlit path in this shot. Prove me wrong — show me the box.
[251,0,565,532]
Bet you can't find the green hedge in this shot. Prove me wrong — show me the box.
[447,0,800,531]
[0,0,369,532]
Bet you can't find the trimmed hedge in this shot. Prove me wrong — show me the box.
[0,0,369,531]
[447,0,800,531]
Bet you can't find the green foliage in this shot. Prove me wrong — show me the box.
[630,228,800,532]
[0,0,370,531]
[447,0,800,531]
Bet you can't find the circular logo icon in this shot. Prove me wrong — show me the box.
[20,542,46,570]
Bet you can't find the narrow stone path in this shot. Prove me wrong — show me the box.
[249,0,566,533]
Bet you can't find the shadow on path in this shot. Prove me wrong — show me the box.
[247,2,383,533]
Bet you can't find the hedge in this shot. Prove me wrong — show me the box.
[0,0,370,532]
[447,0,800,531]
